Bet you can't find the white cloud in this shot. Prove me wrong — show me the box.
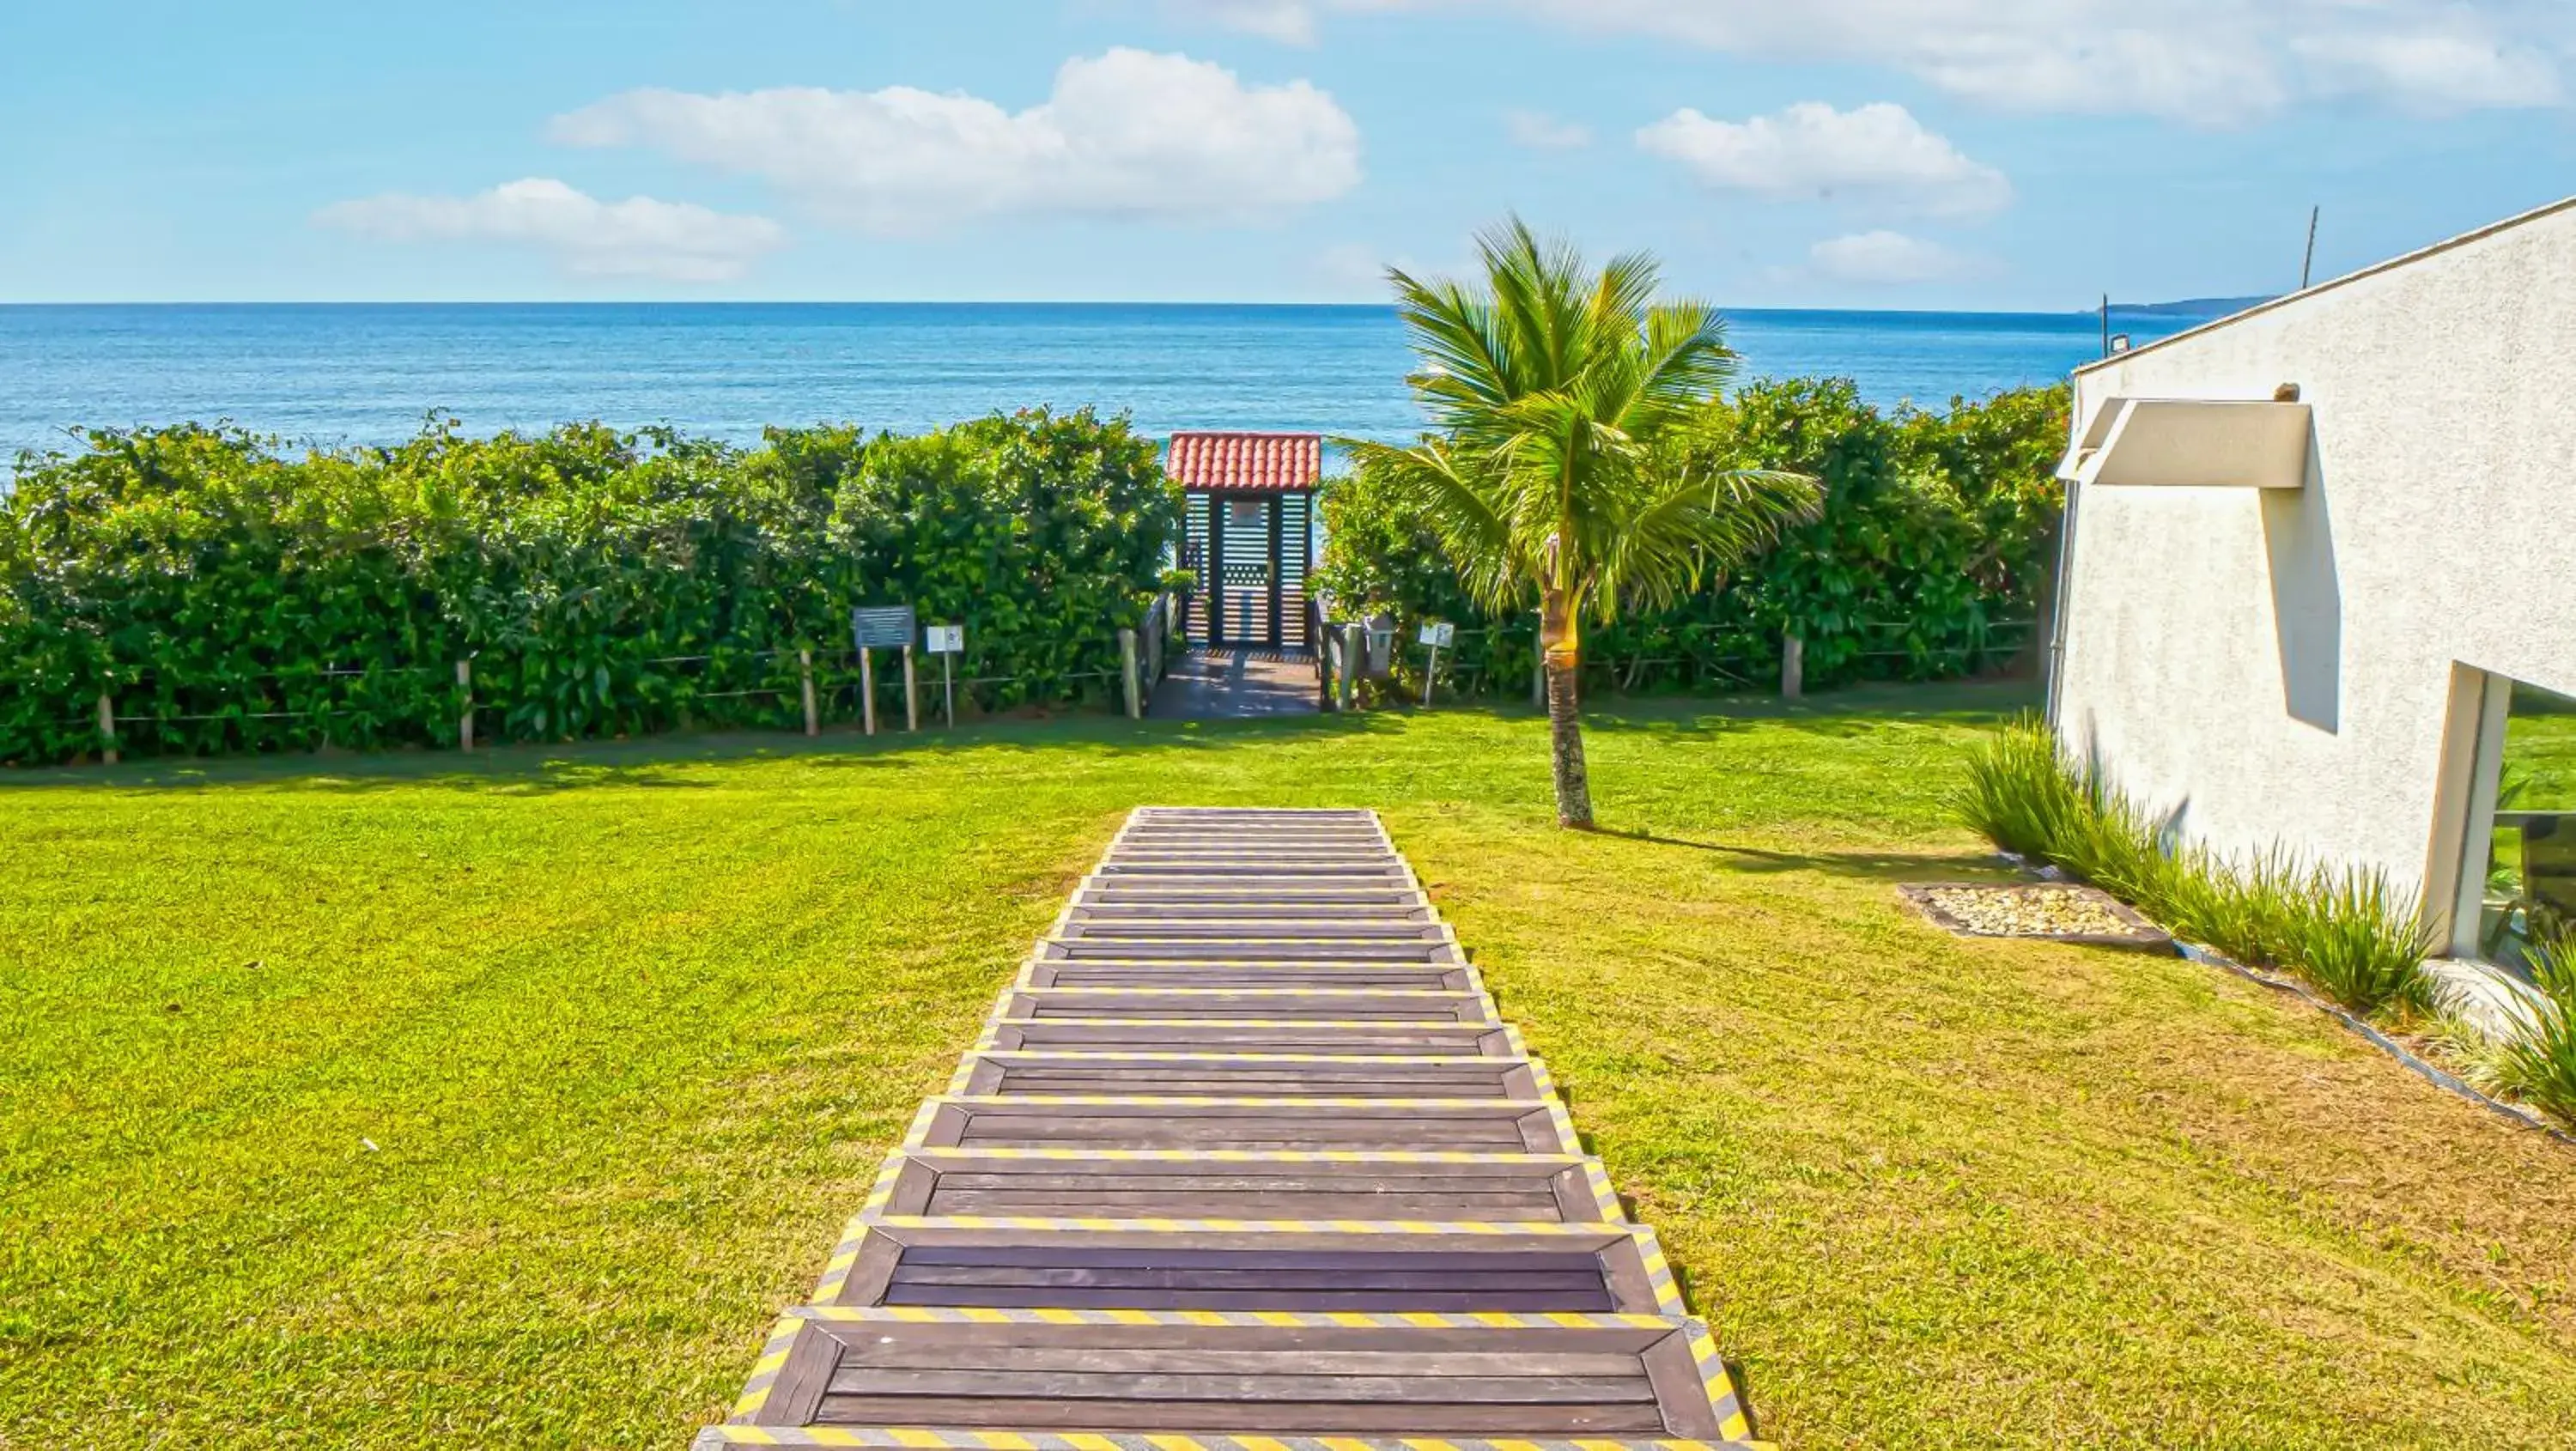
[1163,0,1320,43]
[551,49,1362,236]
[1807,229,1973,285]
[1637,101,2009,218]
[1253,0,2572,123]
[1504,108,1592,149]
[2294,27,2561,112]
[313,179,786,282]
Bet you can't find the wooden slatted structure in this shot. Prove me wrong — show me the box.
[696,808,1765,1450]
[1170,434,1317,652]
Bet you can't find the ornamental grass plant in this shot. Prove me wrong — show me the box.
[1958,717,2435,1017]
[2468,930,2576,1126]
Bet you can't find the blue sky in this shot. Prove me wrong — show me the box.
[3,0,2570,308]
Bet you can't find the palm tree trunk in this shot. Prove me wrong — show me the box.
[1540,590,1593,829]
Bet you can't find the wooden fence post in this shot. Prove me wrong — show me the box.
[455,659,474,751]
[860,648,878,736]
[1120,628,1142,719]
[799,648,819,738]
[96,692,118,766]
[1782,633,1805,701]
[902,645,919,732]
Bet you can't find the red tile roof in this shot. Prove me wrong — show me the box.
[1164,432,1322,493]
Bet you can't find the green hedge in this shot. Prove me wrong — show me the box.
[0,410,1180,763]
[1314,379,2069,695]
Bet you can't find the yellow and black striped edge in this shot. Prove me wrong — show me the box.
[1035,938,1463,956]
[854,1135,1633,1225]
[1011,968,1481,992]
[724,1314,808,1421]
[901,1092,1583,1158]
[805,1216,1686,1319]
[984,992,1500,1027]
[876,1144,1591,1165]
[1071,883,1428,900]
[969,1018,1529,1053]
[697,1428,1765,1450]
[714,1307,1761,1449]
[878,1215,1677,1318]
[855,1143,1623,1225]
[941,1049,1554,1100]
[990,987,1492,1007]
[1011,963,1485,990]
[1072,871,1430,892]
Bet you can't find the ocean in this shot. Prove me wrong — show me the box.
[0,302,2208,462]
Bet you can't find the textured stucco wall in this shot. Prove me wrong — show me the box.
[2055,198,2576,914]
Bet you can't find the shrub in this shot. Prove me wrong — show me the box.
[1955,718,2436,1017]
[0,410,1181,762]
[1315,379,2069,696]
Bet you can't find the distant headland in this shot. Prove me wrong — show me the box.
[2100,295,2278,319]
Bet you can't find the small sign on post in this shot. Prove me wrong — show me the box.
[853,606,918,737]
[1418,621,1455,707]
[924,622,964,727]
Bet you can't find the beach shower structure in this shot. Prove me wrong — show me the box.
[1167,432,1318,652]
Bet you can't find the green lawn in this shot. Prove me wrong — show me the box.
[5,685,2573,1450]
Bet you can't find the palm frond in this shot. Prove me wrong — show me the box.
[1337,436,1529,616]
[1364,215,1820,628]
[1592,466,1822,620]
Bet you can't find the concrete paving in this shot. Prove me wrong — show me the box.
[2426,955,2549,1038]
[1148,649,1321,719]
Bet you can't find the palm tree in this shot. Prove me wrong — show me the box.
[1346,217,1821,829]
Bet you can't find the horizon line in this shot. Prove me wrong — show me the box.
[0,296,2254,318]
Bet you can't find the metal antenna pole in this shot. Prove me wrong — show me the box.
[2100,294,2111,358]
[2301,206,2320,290]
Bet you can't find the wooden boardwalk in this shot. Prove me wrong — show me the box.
[697,808,1764,1449]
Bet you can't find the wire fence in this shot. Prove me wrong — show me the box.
[1352,616,2042,701]
[48,631,1157,766]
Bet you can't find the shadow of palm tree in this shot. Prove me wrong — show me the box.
[1595,827,2002,882]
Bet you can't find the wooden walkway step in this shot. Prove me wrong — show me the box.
[696,807,1765,1449]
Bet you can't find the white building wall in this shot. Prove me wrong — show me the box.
[2055,198,2576,920]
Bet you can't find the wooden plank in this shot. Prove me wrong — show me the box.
[824,1368,1656,1403]
[979,1022,1516,1055]
[1091,870,1417,883]
[829,1344,1647,1376]
[957,1056,1534,1099]
[804,1312,1676,1353]
[999,991,1493,1023]
[876,1286,1618,1312]
[1056,929,1443,946]
[954,1119,1535,1150]
[981,1076,1523,1101]
[981,1078,1518,1101]
[889,1245,1609,1271]
[929,1102,1572,1154]
[808,1394,1670,1434]
[887,1262,1607,1289]
[1022,966,1474,990]
[923,1192,1564,1220]
[926,1171,1560,1193]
